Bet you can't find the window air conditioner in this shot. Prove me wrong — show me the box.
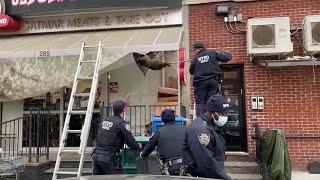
[247,17,293,56]
[303,15,320,53]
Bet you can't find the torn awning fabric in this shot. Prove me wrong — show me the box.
[0,27,181,101]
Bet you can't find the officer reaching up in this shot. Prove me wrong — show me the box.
[182,94,231,180]
[92,100,142,175]
[189,41,232,116]
[140,109,186,175]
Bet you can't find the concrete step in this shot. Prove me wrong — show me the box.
[226,153,255,162]
[49,159,93,168]
[45,168,262,180]
[45,168,92,179]
[48,157,260,174]
[229,173,262,180]
[45,167,92,174]
[47,152,261,178]
[225,161,260,174]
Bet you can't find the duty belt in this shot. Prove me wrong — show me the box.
[165,157,183,167]
[95,145,118,153]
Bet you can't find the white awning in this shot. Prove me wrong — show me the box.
[0,27,182,59]
[0,27,182,101]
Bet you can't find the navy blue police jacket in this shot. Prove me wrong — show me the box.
[189,49,231,86]
[140,122,186,160]
[182,115,231,180]
[95,115,140,152]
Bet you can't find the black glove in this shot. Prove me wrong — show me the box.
[140,151,145,159]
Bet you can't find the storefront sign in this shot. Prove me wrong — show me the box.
[0,14,20,31]
[5,0,182,16]
[0,0,21,31]
[3,8,181,34]
[11,0,76,6]
[109,82,118,94]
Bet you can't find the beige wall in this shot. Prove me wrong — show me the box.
[101,61,162,106]
[2,100,23,123]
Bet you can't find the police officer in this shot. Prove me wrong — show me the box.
[140,109,186,175]
[182,94,231,180]
[92,100,141,175]
[189,41,232,116]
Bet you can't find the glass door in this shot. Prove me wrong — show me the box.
[221,65,247,152]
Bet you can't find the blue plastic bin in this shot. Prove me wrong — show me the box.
[152,116,185,133]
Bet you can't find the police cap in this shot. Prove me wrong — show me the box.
[193,41,205,50]
[205,94,230,112]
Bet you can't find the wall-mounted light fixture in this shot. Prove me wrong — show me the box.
[215,4,230,15]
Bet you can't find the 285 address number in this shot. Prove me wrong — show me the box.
[39,51,51,57]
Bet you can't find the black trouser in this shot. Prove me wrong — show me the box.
[92,152,121,175]
[194,78,220,116]
[168,163,183,175]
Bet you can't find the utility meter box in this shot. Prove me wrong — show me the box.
[258,97,264,110]
[251,97,258,110]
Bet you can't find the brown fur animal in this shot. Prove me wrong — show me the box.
[133,52,171,70]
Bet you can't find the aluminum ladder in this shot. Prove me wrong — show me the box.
[52,42,103,180]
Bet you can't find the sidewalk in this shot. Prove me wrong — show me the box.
[292,171,320,180]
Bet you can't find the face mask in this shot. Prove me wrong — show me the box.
[213,112,228,127]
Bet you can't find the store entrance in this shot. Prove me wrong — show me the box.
[221,65,247,152]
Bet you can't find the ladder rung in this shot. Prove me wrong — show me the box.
[70,110,87,114]
[56,171,78,175]
[74,93,90,97]
[67,130,82,133]
[80,60,96,63]
[77,77,93,80]
[61,149,79,153]
[84,45,99,49]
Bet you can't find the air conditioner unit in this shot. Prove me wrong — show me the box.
[247,17,293,56]
[303,15,320,53]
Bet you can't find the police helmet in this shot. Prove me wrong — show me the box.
[161,109,175,123]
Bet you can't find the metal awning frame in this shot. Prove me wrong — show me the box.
[0,43,181,59]
[0,27,183,59]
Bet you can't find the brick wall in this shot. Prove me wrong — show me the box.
[188,0,320,170]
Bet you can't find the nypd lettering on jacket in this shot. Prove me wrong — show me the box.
[197,55,210,63]
[102,121,113,130]
[189,49,232,85]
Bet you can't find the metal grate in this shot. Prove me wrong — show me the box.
[252,24,275,47]
[311,22,320,44]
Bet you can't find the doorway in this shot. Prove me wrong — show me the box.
[221,65,247,152]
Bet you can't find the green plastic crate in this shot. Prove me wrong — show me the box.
[121,136,150,174]
[121,148,138,174]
